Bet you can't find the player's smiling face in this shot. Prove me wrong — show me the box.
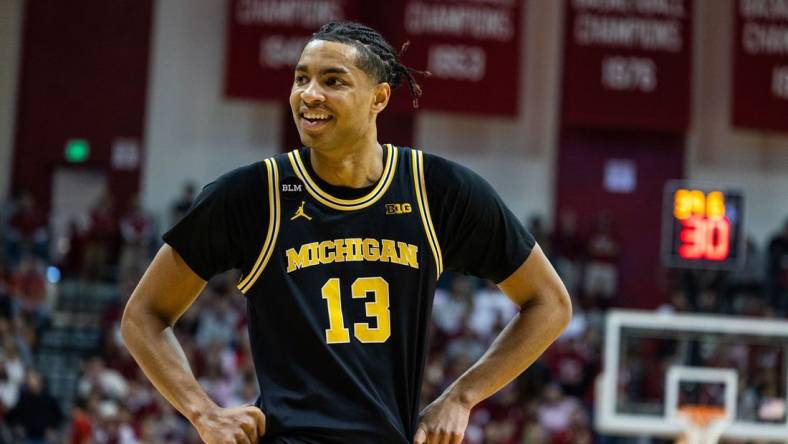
[290,40,386,150]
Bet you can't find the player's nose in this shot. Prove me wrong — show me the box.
[301,81,325,105]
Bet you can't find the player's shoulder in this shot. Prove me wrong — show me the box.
[416,150,489,194]
[216,160,267,187]
[202,159,270,203]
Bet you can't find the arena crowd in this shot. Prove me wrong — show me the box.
[0,189,786,443]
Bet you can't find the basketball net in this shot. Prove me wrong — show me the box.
[675,405,730,444]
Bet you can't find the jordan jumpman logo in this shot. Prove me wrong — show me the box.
[291,201,313,221]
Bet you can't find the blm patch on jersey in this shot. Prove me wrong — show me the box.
[281,176,305,201]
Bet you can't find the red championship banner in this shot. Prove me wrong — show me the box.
[225,0,362,101]
[381,0,522,116]
[561,0,693,131]
[732,0,788,132]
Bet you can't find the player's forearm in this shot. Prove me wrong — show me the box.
[121,309,217,423]
[443,292,571,408]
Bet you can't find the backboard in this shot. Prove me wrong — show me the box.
[595,310,788,442]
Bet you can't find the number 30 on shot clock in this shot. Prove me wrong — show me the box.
[661,181,745,270]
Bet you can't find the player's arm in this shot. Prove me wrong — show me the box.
[448,244,571,405]
[414,245,571,444]
[121,244,266,444]
[414,154,571,444]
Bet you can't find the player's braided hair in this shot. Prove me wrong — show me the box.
[309,21,429,108]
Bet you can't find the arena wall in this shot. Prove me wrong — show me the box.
[0,0,23,201]
[688,0,788,245]
[1,0,783,243]
[141,0,557,229]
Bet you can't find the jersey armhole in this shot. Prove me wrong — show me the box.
[411,149,443,280]
[237,158,281,294]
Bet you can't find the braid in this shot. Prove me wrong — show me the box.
[310,21,429,108]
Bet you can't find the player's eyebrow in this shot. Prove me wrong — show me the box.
[295,64,351,76]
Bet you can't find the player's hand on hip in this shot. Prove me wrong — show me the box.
[413,394,470,444]
[192,405,266,444]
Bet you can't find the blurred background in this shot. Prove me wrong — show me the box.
[0,0,786,443]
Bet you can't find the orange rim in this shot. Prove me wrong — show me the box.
[678,405,727,427]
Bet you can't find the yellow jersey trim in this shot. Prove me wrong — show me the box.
[238,158,281,294]
[287,145,398,211]
[412,150,443,279]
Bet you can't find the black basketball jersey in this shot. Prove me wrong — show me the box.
[163,144,535,444]
[238,145,438,443]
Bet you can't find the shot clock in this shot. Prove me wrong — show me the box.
[661,180,745,270]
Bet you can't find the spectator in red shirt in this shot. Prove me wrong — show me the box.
[69,398,93,444]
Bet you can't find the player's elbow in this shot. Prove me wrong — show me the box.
[120,302,142,346]
[120,297,164,347]
[529,280,572,334]
[550,283,573,332]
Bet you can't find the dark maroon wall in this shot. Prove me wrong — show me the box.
[555,128,685,309]
[12,0,153,212]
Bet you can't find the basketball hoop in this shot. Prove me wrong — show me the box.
[676,405,730,444]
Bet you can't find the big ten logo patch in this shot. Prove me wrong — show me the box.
[281,176,305,201]
[385,203,412,215]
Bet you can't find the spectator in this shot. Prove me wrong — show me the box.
[432,275,474,337]
[198,341,239,408]
[519,420,549,444]
[68,398,93,444]
[0,340,25,408]
[583,212,620,308]
[0,366,19,415]
[77,357,129,401]
[9,318,35,367]
[527,215,550,255]
[139,393,194,443]
[0,190,782,444]
[562,407,593,444]
[237,371,259,406]
[445,322,486,368]
[0,262,15,321]
[5,192,48,264]
[479,384,525,444]
[57,219,85,279]
[6,370,63,444]
[546,337,591,399]
[9,255,48,326]
[468,280,517,341]
[92,401,138,444]
[551,209,584,303]
[118,195,154,283]
[727,236,764,292]
[194,291,239,349]
[766,218,788,315]
[81,193,117,281]
[536,383,583,441]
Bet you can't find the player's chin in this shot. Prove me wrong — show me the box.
[299,123,335,142]
[298,130,329,148]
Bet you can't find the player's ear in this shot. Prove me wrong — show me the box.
[371,82,391,114]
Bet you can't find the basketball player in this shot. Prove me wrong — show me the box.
[122,21,571,444]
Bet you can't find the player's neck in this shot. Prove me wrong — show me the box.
[309,136,384,189]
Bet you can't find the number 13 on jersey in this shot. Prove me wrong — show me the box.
[321,277,391,344]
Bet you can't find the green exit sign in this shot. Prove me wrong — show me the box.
[65,139,90,163]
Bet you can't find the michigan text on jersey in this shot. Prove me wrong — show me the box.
[286,239,419,273]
